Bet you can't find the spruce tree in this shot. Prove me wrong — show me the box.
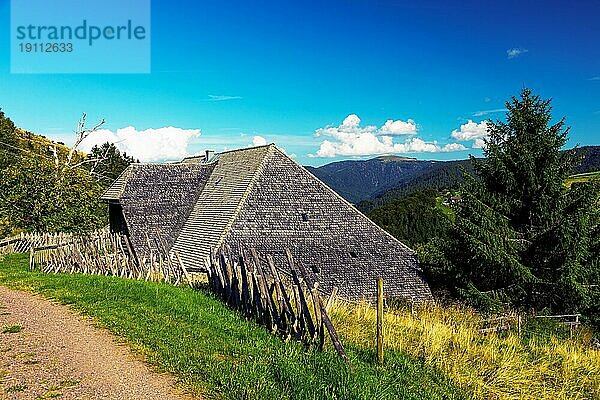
[426,88,600,314]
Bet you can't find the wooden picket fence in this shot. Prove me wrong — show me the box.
[27,230,192,285]
[0,231,77,254]
[208,248,348,362]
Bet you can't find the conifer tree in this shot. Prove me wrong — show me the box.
[426,88,600,314]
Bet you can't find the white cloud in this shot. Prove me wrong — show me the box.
[472,108,507,117]
[444,142,470,152]
[507,48,528,59]
[312,114,466,157]
[252,135,268,146]
[589,76,600,81]
[206,95,243,101]
[451,120,489,149]
[379,119,417,135]
[472,138,487,149]
[79,126,200,162]
[342,114,361,128]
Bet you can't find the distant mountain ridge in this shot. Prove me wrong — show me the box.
[304,156,440,204]
[306,145,600,210]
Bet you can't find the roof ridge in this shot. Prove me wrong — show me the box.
[213,145,276,251]
[217,143,275,156]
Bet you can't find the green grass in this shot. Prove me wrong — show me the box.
[6,384,27,393]
[566,171,600,187]
[2,324,22,333]
[0,253,464,400]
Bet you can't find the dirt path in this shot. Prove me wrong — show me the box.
[0,286,195,400]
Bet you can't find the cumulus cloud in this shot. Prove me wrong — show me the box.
[312,114,466,157]
[507,48,528,59]
[379,119,417,135]
[451,120,489,148]
[473,138,487,149]
[79,126,200,162]
[252,135,268,146]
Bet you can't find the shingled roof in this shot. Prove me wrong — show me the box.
[101,163,214,254]
[102,144,432,301]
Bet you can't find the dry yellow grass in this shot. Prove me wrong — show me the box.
[330,301,600,400]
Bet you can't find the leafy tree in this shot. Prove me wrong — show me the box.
[424,89,600,315]
[0,109,18,170]
[0,156,106,236]
[0,110,108,236]
[86,142,136,187]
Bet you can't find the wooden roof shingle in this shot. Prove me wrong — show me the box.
[171,145,273,269]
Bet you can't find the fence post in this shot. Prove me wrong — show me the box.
[517,315,522,336]
[29,246,35,271]
[377,277,384,366]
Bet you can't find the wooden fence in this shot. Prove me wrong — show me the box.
[479,314,581,335]
[27,230,191,285]
[208,248,348,362]
[0,231,77,254]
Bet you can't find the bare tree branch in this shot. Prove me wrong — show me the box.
[64,112,105,172]
[88,144,112,176]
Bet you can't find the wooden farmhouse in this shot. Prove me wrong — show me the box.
[101,144,432,301]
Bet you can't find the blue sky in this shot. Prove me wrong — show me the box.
[0,0,599,165]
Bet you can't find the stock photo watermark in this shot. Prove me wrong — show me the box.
[10,0,151,73]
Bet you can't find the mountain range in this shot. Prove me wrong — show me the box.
[306,146,600,212]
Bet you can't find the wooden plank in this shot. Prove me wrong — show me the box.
[267,255,296,333]
[221,252,234,303]
[233,261,242,310]
[250,249,278,331]
[286,250,318,341]
[291,269,316,340]
[174,251,194,288]
[325,286,338,313]
[29,246,35,271]
[212,252,225,294]
[251,269,264,321]
[291,282,305,340]
[238,255,252,316]
[158,236,177,283]
[288,249,349,364]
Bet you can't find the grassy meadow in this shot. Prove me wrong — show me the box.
[1,252,599,399]
[331,302,600,400]
[566,171,600,187]
[0,253,462,400]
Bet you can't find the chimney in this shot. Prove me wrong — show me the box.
[204,150,215,163]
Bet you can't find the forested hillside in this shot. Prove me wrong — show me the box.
[357,159,473,212]
[305,156,435,204]
[367,189,451,248]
